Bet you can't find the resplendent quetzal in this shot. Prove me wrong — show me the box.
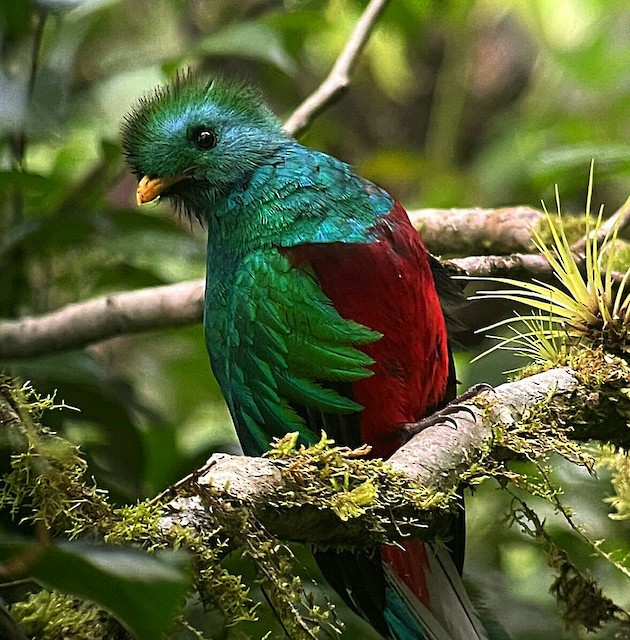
[122,74,486,640]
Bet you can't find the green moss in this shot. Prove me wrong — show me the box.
[533,212,587,246]
[329,478,378,521]
[598,446,630,520]
[476,341,630,633]
[169,522,256,630]
[178,432,483,638]
[219,508,339,639]
[606,239,630,274]
[105,501,163,546]
[515,345,630,447]
[0,377,112,536]
[0,377,255,637]
[511,501,629,632]
[266,432,463,547]
[10,591,127,640]
[5,362,629,638]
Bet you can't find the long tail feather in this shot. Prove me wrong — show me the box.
[383,541,488,640]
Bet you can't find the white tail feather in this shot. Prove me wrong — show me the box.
[383,543,488,640]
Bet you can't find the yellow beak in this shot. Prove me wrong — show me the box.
[136,174,186,205]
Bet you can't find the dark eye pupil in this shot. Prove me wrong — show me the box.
[193,128,217,150]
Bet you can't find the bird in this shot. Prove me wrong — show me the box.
[121,72,486,640]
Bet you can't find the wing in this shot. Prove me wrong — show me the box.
[223,248,381,456]
[286,201,453,458]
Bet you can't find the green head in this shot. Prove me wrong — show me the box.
[121,73,287,218]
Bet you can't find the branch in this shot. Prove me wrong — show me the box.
[160,367,586,545]
[1,251,622,359]
[0,280,204,359]
[0,206,549,359]
[3,194,630,359]
[0,604,28,640]
[409,206,542,255]
[0,255,546,359]
[283,0,391,137]
[0,363,618,562]
[447,252,551,278]
[571,194,630,255]
[2,353,627,635]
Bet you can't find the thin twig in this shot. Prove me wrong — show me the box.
[571,195,630,255]
[283,0,391,137]
[11,9,47,169]
[4,10,48,318]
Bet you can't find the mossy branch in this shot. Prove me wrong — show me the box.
[3,340,630,637]
[3,357,628,550]
[161,358,628,547]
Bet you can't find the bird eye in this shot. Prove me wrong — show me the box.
[192,127,217,150]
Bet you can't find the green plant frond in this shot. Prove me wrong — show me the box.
[471,286,575,312]
[585,162,595,217]
[613,270,630,317]
[470,173,630,363]
[474,314,562,340]
[471,290,588,321]
[471,313,568,363]
[533,204,590,304]
[612,249,630,321]
[505,323,567,359]
[534,243,591,311]
[473,297,586,328]
[472,276,590,310]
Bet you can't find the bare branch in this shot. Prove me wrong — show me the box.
[0,280,204,359]
[443,196,630,280]
[0,206,548,359]
[5,199,630,359]
[448,252,551,278]
[0,242,552,360]
[283,0,391,137]
[409,206,542,255]
[0,255,550,360]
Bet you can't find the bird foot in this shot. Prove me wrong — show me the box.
[400,383,493,440]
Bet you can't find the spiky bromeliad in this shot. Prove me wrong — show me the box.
[122,74,486,640]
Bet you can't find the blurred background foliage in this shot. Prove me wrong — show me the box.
[1,0,630,638]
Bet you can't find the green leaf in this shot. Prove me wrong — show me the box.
[0,170,53,197]
[33,0,119,15]
[0,2,33,43]
[167,21,295,75]
[0,537,190,640]
[535,144,630,176]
